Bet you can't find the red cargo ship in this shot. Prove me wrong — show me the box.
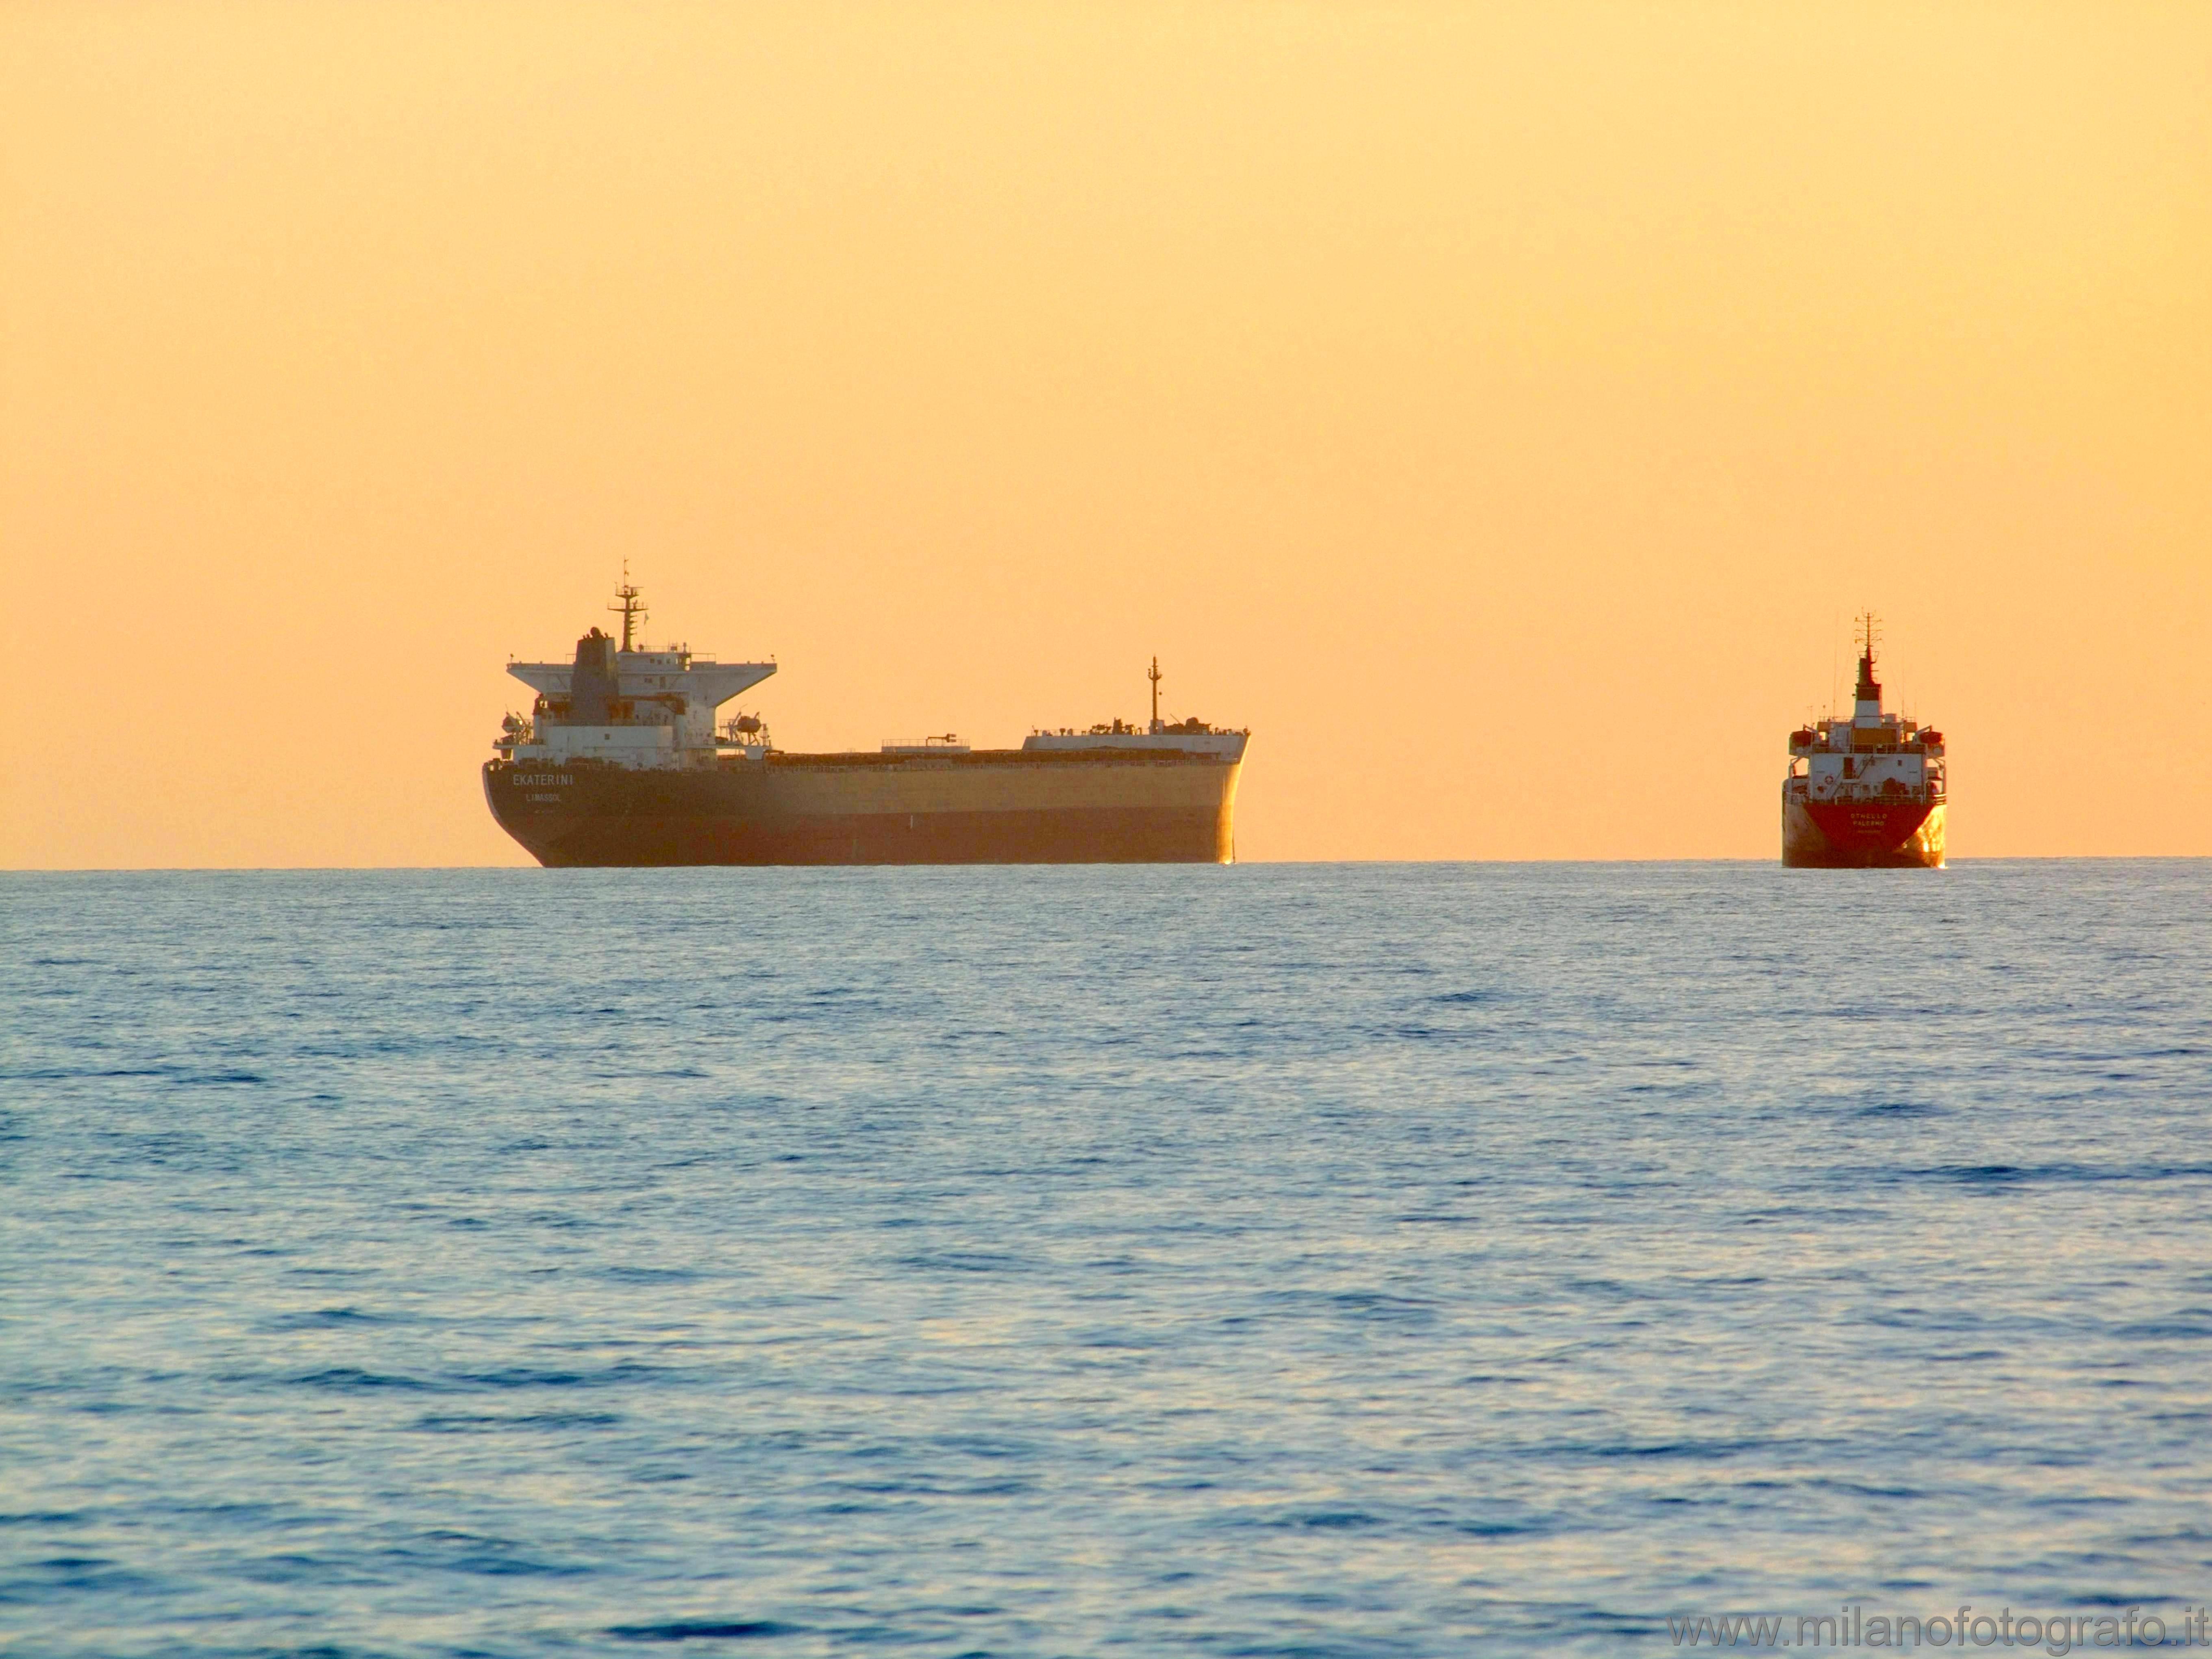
[1782,617,1947,869]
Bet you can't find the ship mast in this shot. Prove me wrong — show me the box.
[1853,611,1884,714]
[1856,611,1881,690]
[1148,656,1162,733]
[610,562,647,652]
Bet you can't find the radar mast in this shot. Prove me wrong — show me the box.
[1854,611,1883,705]
[611,562,647,652]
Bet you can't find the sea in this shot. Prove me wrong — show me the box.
[4,862,2208,1657]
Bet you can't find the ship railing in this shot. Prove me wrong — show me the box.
[1795,782,1940,804]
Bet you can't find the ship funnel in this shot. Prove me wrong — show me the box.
[571,628,619,723]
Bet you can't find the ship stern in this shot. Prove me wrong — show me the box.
[1784,784,1945,869]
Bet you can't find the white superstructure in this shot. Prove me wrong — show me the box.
[494,579,776,771]
[1784,647,1945,807]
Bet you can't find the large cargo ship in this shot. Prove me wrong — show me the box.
[1783,616,1946,868]
[484,582,1248,866]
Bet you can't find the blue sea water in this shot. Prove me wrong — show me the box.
[3,861,2209,1657]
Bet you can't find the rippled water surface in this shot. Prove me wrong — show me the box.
[5,862,2209,1655]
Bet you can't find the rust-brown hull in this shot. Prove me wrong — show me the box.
[485,750,1240,867]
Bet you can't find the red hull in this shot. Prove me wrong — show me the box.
[1783,788,1944,869]
[1802,798,1934,853]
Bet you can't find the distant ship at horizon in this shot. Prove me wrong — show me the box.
[1782,615,1946,869]
[483,579,1248,866]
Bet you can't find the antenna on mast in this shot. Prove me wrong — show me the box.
[1856,610,1882,668]
[610,561,647,652]
[1148,656,1162,733]
[1853,610,1884,707]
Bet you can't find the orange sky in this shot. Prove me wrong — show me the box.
[4,2,2207,866]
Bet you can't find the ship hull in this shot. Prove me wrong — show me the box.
[485,750,1240,867]
[1782,789,1945,869]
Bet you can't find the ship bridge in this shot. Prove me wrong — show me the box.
[506,654,776,710]
[498,578,777,770]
